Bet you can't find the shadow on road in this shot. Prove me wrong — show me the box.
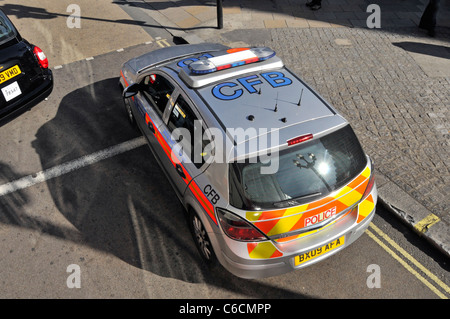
[0,162,30,226]
[0,3,214,32]
[393,41,450,59]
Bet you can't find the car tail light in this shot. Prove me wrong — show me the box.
[287,134,313,146]
[33,46,49,69]
[361,159,375,199]
[217,208,267,241]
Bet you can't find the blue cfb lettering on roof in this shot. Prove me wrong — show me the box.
[212,72,293,100]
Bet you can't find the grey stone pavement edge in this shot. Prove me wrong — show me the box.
[124,0,450,258]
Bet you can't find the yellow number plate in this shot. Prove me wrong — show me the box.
[0,65,22,85]
[295,236,345,266]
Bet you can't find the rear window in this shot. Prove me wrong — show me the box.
[0,11,17,46]
[229,125,367,210]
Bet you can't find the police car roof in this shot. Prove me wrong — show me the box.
[127,43,229,74]
[166,47,340,144]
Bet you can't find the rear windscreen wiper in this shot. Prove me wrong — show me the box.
[274,192,322,207]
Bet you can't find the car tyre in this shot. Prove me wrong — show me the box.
[189,209,218,267]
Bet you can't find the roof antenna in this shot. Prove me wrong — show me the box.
[297,88,304,107]
[258,85,262,95]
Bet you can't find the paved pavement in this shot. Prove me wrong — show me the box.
[3,0,154,67]
[135,0,450,257]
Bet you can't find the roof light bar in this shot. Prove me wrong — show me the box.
[287,134,313,146]
[188,47,276,75]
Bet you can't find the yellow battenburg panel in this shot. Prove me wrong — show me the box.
[247,241,282,259]
[275,228,319,243]
[357,194,375,223]
[331,185,352,199]
[245,164,372,238]
[275,207,355,243]
[361,166,371,178]
[280,203,309,218]
[266,212,303,237]
[246,211,263,222]
[246,203,309,222]
[334,186,363,207]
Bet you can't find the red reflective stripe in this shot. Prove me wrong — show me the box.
[120,70,129,87]
[143,112,216,224]
[189,181,216,224]
[121,70,135,101]
[145,113,151,125]
[145,113,191,183]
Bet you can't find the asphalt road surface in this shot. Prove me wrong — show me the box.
[0,0,448,303]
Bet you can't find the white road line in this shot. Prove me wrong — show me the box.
[0,137,146,197]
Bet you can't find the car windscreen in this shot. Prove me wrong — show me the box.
[229,125,367,210]
[0,11,17,46]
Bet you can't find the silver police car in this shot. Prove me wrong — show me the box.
[119,43,377,279]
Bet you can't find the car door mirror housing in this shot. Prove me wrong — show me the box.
[122,83,140,99]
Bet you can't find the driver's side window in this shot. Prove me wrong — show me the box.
[141,74,175,116]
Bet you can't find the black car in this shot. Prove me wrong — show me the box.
[0,9,53,122]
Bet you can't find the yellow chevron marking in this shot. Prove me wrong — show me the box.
[249,242,277,259]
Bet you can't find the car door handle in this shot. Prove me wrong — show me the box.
[175,164,186,179]
[147,121,155,133]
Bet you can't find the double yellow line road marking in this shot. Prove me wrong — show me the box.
[366,223,449,299]
[156,38,171,48]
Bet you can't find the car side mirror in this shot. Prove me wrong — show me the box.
[122,83,140,99]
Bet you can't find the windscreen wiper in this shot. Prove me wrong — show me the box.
[273,192,322,207]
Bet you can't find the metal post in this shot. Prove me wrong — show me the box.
[217,0,223,29]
